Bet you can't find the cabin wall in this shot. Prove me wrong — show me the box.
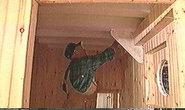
[132,0,185,107]
[30,41,128,108]
[142,19,184,108]
[143,21,175,107]
[119,21,180,108]
[0,0,36,108]
[119,53,147,108]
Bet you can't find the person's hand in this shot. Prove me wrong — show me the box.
[110,40,119,50]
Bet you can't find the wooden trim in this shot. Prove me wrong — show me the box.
[147,41,167,54]
[134,4,174,45]
[22,0,38,108]
[173,0,185,107]
[135,10,173,45]
[0,0,33,107]
[36,0,175,4]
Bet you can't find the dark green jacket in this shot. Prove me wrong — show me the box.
[67,48,115,93]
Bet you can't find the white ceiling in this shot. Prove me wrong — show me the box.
[36,3,155,50]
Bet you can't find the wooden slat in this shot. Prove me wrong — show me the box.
[173,0,185,107]
[0,0,32,108]
[135,10,173,45]
[37,0,175,3]
[38,37,114,46]
[134,4,171,39]
[134,3,174,45]
[145,53,156,105]
[144,21,174,54]
[22,0,38,108]
[37,30,113,39]
[147,41,166,54]
[47,44,108,51]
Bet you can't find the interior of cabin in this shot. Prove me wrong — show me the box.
[1,0,185,108]
[29,2,166,108]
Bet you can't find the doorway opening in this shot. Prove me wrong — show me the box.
[30,2,155,108]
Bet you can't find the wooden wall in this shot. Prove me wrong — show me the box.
[119,52,147,108]
[29,0,185,108]
[30,42,127,108]
[0,0,37,108]
[143,22,175,107]
[119,22,181,108]
[132,0,185,107]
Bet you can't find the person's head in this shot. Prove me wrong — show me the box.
[64,41,86,60]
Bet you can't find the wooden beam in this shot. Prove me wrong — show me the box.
[0,0,32,108]
[173,0,185,107]
[147,41,166,54]
[23,0,38,108]
[135,10,173,45]
[134,4,174,45]
[37,14,142,32]
[47,44,107,51]
[111,29,143,64]
[38,3,153,18]
[37,29,113,39]
[38,37,114,46]
[37,0,175,4]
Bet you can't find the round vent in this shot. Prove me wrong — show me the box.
[157,60,169,96]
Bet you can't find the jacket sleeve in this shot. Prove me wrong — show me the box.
[91,47,115,70]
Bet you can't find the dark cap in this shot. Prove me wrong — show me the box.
[64,41,81,59]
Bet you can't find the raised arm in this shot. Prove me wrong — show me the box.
[110,40,119,51]
[90,40,119,70]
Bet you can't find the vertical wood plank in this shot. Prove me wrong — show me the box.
[173,0,185,107]
[0,0,33,108]
[23,0,38,107]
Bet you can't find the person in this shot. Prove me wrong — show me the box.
[62,40,119,97]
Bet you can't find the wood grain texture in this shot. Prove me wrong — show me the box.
[30,42,126,108]
[173,0,185,107]
[143,20,184,107]
[0,0,32,108]
[134,4,173,45]
[23,0,38,108]
[37,0,175,3]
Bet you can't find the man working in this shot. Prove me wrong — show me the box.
[62,41,119,96]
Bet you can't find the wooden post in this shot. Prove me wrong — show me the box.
[23,0,38,108]
[173,0,185,107]
[0,0,37,108]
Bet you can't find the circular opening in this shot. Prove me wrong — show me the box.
[157,60,169,96]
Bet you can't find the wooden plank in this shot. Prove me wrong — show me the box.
[111,30,143,64]
[167,31,180,107]
[38,37,114,46]
[134,4,171,41]
[145,53,156,105]
[143,21,173,52]
[37,30,113,39]
[173,0,185,107]
[135,10,174,45]
[0,0,32,108]
[0,0,11,107]
[37,0,175,3]
[147,41,167,54]
[47,44,108,51]
[134,3,174,45]
[22,0,38,108]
